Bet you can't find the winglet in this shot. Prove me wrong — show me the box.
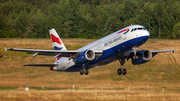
[4,47,7,52]
[172,49,175,53]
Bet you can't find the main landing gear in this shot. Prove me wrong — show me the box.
[133,47,138,59]
[117,59,127,75]
[79,64,89,75]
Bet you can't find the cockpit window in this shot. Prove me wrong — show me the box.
[131,27,146,32]
[138,28,143,30]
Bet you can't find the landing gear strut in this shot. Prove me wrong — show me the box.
[133,47,138,59]
[117,59,127,75]
[79,64,89,75]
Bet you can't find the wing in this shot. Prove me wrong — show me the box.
[150,49,175,53]
[7,48,78,57]
[123,49,175,59]
[150,49,175,57]
[6,48,103,59]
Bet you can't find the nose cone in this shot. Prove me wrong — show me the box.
[145,30,150,42]
[135,30,150,47]
[144,30,150,37]
[139,30,150,41]
[141,30,150,45]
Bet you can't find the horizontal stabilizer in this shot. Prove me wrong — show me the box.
[24,63,57,67]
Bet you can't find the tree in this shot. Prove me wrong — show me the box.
[153,0,165,38]
[1,0,180,39]
[161,0,180,38]
[172,22,180,39]
[137,2,156,38]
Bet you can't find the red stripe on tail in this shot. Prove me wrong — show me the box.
[50,34,61,45]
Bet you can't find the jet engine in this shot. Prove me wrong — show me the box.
[74,50,95,64]
[132,50,152,65]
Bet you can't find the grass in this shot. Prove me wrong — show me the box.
[0,38,180,100]
[29,87,71,90]
[0,90,180,100]
[0,86,17,90]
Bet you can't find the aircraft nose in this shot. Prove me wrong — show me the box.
[144,30,150,37]
[141,30,150,44]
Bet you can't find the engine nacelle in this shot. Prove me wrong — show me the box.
[74,50,95,64]
[132,50,152,65]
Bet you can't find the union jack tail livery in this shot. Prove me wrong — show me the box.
[49,28,67,51]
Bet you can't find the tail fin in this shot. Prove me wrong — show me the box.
[49,28,67,51]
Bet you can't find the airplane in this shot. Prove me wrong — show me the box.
[5,25,175,75]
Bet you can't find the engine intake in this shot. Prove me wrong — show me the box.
[86,50,95,60]
[74,50,95,64]
[143,50,152,60]
[132,50,152,65]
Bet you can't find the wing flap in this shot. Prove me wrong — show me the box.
[24,63,57,67]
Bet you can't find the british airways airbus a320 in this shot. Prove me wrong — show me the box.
[5,25,174,75]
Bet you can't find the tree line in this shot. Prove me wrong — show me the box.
[0,0,180,39]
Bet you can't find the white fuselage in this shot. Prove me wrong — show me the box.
[52,25,149,72]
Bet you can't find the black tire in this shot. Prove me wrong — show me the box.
[85,70,89,75]
[123,69,127,75]
[117,69,121,75]
[80,69,83,75]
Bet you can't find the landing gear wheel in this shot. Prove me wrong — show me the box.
[118,58,127,75]
[123,69,127,75]
[80,69,83,75]
[80,64,89,75]
[85,70,89,75]
[117,69,121,75]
